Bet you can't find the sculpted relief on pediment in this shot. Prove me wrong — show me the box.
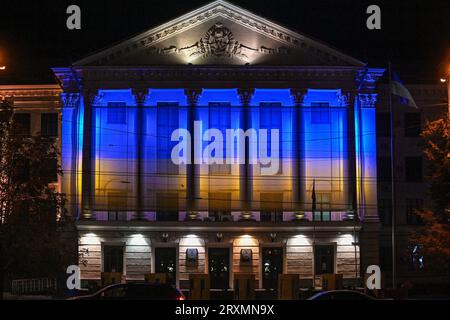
[149,22,289,62]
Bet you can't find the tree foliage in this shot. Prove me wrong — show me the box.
[0,100,76,292]
[410,117,450,273]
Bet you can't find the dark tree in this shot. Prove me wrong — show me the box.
[410,117,450,273]
[0,100,76,298]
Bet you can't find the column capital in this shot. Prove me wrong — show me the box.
[237,88,255,106]
[61,92,80,108]
[184,89,202,106]
[83,89,102,106]
[337,90,357,107]
[358,93,378,108]
[290,88,308,106]
[132,88,149,106]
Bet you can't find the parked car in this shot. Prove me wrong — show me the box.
[68,283,185,300]
[308,290,376,300]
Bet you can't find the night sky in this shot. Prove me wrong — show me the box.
[0,0,449,84]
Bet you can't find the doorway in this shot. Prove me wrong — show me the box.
[262,247,283,290]
[154,247,177,286]
[208,248,230,289]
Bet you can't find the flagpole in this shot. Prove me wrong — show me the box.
[388,61,397,289]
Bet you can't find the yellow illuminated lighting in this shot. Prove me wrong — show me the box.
[0,66,5,70]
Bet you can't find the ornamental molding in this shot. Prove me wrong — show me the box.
[74,67,360,82]
[154,22,289,62]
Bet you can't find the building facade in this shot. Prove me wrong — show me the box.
[376,83,448,285]
[0,84,62,192]
[53,1,384,289]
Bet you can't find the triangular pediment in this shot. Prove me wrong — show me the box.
[74,0,364,67]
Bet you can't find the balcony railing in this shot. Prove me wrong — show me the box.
[91,210,356,222]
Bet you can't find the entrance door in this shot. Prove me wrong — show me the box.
[262,247,283,290]
[314,245,335,275]
[208,248,230,289]
[154,247,177,286]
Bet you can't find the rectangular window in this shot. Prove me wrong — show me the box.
[41,158,58,183]
[377,157,392,182]
[107,102,127,124]
[376,112,391,137]
[41,113,58,137]
[209,102,231,174]
[404,112,421,137]
[405,156,422,182]
[13,158,30,183]
[260,192,283,222]
[311,102,330,124]
[208,192,232,221]
[13,113,31,136]
[260,102,282,174]
[107,191,128,221]
[157,103,179,174]
[378,198,392,226]
[314,245,335,275]
[380,246,393,272]
[156,192,179,221]
[406,198,424,225]
[103,245,124,273]
[313,193,331,222]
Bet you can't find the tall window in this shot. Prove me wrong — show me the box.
[103,245,124,273]
[156,192,179,221]
[157,103,179,174]
[378,198,392,226]
[107,102,127,124]
[404,112,421,137]
[377,157,392,182]
[311,102,330,124]
[13,113,31,136]
[41,158,58,183]
[260,192,283,222]
[314,245,335,275]
[376,112,391,137]
[313,193,331,222]
[208,192,231,221]
[41,113,58,137]
[209,102,231,174]
[260,102,282,174]
[405,156,422,182]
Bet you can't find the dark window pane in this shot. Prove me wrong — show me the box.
[107,102,127,124]
[380,246,393,271]
[157,103,179,174]
[314,245,335,275]
[377,157,392,182]
[311,102,330,124]
[41,113,58,137]
[404,113,421,137]
[376,112,391,137]
[13,113,31,136]
[378,198,392,226]
[209,103,231,174]
[41,158,58,183]
[103,246,124,273]
[13,158,30,183]
[405,156,422,182]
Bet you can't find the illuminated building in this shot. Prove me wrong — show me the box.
[53,1,384,290]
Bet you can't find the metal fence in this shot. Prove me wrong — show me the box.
[11,278,57,295]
